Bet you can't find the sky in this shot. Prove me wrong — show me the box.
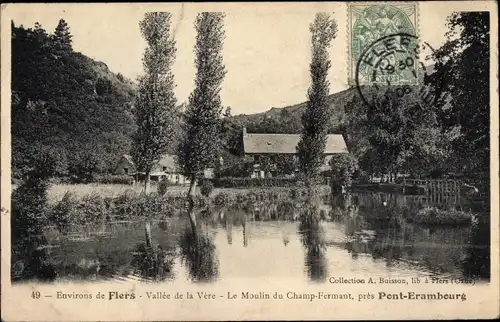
[4,2,477,115]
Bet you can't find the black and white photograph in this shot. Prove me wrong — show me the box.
[1,2,498,321]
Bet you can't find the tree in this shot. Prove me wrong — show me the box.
[297,13,338,185]
[11,145,61,281]
[12,141,68,180]
[33,22,50,48]
[53,19,72,51]
[68,150,105,183]
[426,12,490,175]
[223,106,232,118]
[132,12,178,193]
[365,90,406,180]
[329,153,359,193]
[178,12,226,229]
[363,87,452,181]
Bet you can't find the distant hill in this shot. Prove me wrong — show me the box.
[228,62,433,136]
[11,22,137,179]
[230,87,356,134]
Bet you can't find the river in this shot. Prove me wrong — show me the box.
[19,191,489,284]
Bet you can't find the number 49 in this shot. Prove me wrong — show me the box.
[31,291,41,299]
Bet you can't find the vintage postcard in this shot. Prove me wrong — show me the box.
[1,2,498,321]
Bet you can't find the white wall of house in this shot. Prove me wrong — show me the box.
[165,173,191,185]
[250,169,265,179]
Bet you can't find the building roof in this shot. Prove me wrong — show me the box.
[243,133,348,154]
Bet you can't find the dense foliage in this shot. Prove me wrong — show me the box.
[341,85,455,181]
[200,179,215,197]
[426,12,490,176]
[11,21,137,180]
[328,153,359,192]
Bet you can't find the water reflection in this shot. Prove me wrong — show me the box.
[298,200,328,282]
[130,243,175,282]
[221,211,233,245]
[179,226,219,282]
[130,222,175,281]
[219,206,250,247]
[330,193,490,279]
[24,191,490,284]
[462,222,490,279]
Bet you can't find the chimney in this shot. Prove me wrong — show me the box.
[242,127,247,136]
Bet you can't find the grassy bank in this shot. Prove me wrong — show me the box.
[45,183,331,204]
[13,182,479,229]
[38,186,330,231]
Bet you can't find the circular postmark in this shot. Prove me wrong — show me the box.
[355,32,443,109]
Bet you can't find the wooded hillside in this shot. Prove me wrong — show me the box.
[11,21,137,179]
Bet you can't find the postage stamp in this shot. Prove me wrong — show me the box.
[348,3,419,86]
[354,32,441,109]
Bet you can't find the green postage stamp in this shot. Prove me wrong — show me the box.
[348,3,419,86]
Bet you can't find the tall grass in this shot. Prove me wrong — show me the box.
[410,206,474,226]
[44,186,316,229]
[43,184,478,231]
[47,192,202,231]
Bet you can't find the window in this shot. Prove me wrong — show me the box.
[124,167,128,174]
[162,166,167,172]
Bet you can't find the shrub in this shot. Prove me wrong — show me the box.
[50,192,79,232]
[200,179,214,197]
[133,194,177,219]
[158,179,170,196]
[47,190,200,225]
[289,188,300,199]
[11,177,51,259]
[78,193,109,225]
[329,154,359,191]
[93,174,133,185]
[111,192,139,220]
[67,151,105,183]
[411,207,473,226]
[213,192,232,207]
